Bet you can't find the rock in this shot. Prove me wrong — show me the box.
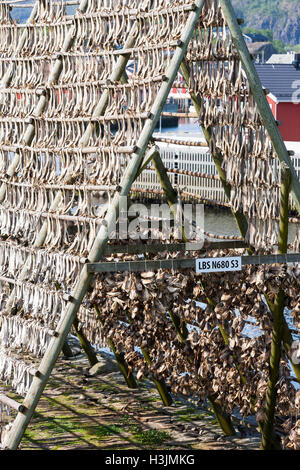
[88,356,120,376]
[231,0,300,46]
[189,426,198,432]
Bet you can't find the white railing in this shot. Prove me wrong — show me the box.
[133,141,300,206]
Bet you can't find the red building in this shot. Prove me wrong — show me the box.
[255,62,300,142]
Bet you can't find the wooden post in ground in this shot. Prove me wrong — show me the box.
[147,149,236,432]
[180,60,249,244]
[4,2,207,448]
[61,342,74,358]
[123,311,172,405]
[139,347,173,406]
[150,148,189,241]
[160,58,291,438]
[168,307,236,435]
[261,165,291,451]
[180,60,300,384]
[72,317,98,367]
[94,306,138,389]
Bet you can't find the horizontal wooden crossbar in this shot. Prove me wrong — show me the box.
[102,240,247,256]
[0,394,26,414]
[87,253,300,273]
[154,137,208,147]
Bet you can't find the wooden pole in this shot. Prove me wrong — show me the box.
[72,317,98,367]
[180,59,300,383]
[260,289,285,451]
[5,0,207,449]
[203,286,275,439]
[117,288,172,403]
[168,306,236,435]
[94,306,138,389]
[61,341,75,359]
[116,104,173,402]
[150,148,189,242]
[87,253,300,273]
[151,150,178,205]
[117,132,240,418]
[261,165,291,451]
[207,397,236,436]
[0,394,25,414]
[4,21,137,315]
[180,60,250,245]
[219,0,300,214]
[139,346,173,406]
[278,166,291,255]
[103,240,248,256]
[154,53,294,436]
[140,144,235,431]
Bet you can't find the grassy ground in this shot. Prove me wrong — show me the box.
[5,353,261,451]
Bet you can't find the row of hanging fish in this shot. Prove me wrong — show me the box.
[184,2,299,251]
[87,244,300,448]
[0,0,194,405]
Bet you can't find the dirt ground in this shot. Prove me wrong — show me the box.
[16,352,261,451]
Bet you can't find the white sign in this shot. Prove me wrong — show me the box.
[196,256,242,273]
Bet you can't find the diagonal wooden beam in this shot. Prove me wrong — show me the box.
[180,60,250,244]
[4,22,137,315]
[135,150,236,434]
[4,0,207,449]
[219,0,300,214]
[261,165,291,450]
[180,60,300,383]
[3,17,139,385]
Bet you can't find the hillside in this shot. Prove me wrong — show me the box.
[232,0,300,46]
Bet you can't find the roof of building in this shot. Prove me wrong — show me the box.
[255,63,300,102]
[243,33,269,43]
[267,53,296,65]
[247,42,274,54]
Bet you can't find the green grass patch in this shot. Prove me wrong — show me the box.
[134,429,171,446]
[44,419,85,435]
[88,424,124,439]
[141,396,161,403]
[174,406,216,423]
[119,416,142,434]
[97,384,119,394]
[177,413,208,423]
